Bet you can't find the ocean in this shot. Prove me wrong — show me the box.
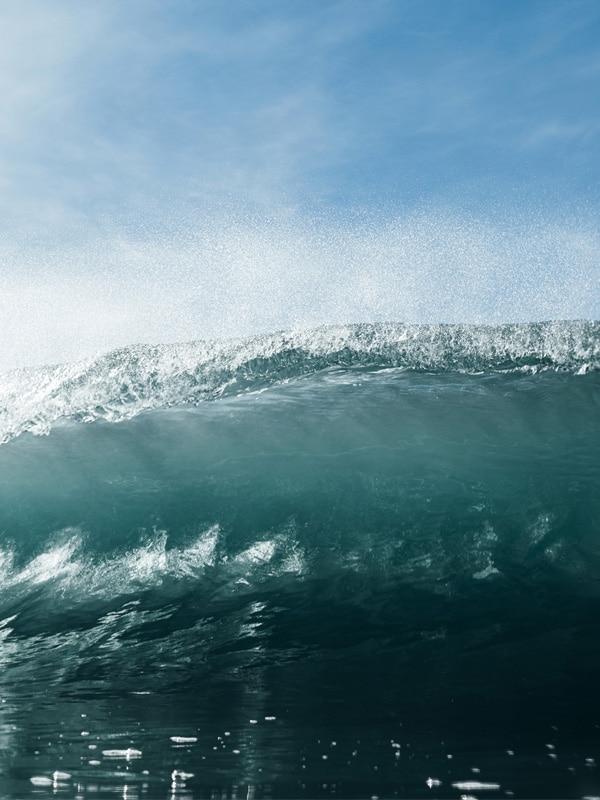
[0,320,599,799]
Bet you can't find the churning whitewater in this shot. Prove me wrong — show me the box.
[0,320,597,443]
[0,320,599,799]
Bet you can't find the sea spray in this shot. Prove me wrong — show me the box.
[2,209,599,371]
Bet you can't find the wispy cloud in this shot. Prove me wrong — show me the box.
[1,0,599,229]
[524,120,597,148]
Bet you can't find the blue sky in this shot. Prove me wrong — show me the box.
[0,0,599,367]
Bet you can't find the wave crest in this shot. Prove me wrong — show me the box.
[0,320,597,443]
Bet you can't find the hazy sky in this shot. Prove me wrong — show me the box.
[1,0,599,367]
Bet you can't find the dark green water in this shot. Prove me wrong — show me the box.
[0,322,599,798]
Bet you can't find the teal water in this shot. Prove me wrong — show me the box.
[0,322,599,798]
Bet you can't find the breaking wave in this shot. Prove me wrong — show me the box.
[0,319,599,798]
[0,320,597,443]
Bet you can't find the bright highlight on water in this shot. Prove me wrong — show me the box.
[0,320,599,798]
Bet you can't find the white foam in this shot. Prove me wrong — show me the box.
[30,776,53,786]
[101,748,142,759]
[237,540,277,564]
[80,526,219,599]
[452,781,501,790]
[0,319,597,445]
[17,537,82,586]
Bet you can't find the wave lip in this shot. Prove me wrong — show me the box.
[0,319,597,443]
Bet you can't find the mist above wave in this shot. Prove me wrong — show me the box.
[1,208,598,371]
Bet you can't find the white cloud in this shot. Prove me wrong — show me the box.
[0,1,339,229]
[523,121,596,148]
[0,0,598,232]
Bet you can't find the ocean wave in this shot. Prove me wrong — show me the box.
[0,330,599,799]
[1,354,598,615]
[0,320,597,443]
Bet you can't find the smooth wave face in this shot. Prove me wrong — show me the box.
[0,322,599,799]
